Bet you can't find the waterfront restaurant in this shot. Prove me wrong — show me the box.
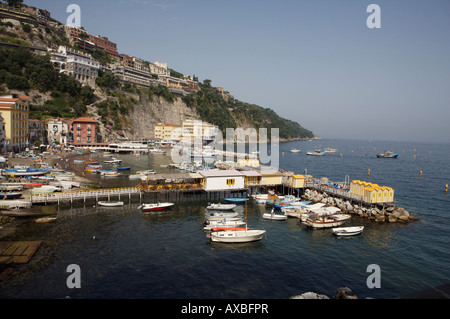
[198,169,245,191]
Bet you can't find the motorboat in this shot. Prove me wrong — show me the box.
[139,202,174,212]
[209,229,266,243]
[98,201,124,207]
[332,226,364,236]
[203,218,247,230]
[307,149,325,156]
[376,151,398,158]
[324,148,338,153]
[208,211,240,218]
[290,148,301,153]
[206,203,237,211]
[117,166,131,171]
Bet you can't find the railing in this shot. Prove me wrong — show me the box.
[31,187,141,203]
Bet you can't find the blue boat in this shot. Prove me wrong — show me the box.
[224,198,249,204]
[117,166,131,171]
[376,151,398,158]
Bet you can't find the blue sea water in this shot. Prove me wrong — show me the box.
[0,138,449,299]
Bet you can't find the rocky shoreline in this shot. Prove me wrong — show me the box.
[302,188,419,223]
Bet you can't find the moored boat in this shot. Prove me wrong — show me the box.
[263,208,288,220]
[139,202,174,212]
[303,207,351,228]
[206,203,237,211]
[0,192,23,200]
[98,201,124,207]
[36,217,57,223]
[224,198,248,204]
[332,226,364,236]
[290,147,301,153]
[209,229,266,243]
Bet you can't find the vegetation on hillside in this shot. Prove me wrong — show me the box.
[0,47,95,119]
[183,80,314,139]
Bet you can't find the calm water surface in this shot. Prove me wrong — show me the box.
[0,139,449,299]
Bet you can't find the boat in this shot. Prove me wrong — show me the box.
[324,148,338,153]
[290,148,301,153]
[208,211,240,218]
[98,201,124,207]
[74,160,85,164]
[263,211,288,220]
[306,149,325,156]
[206,203,237,211]
[101,172,122,177]
[139,202,174,212]
[36,217,57,223]
[332,226,364,236]
[224,198,249,204]
[103,158,122,164]
[204,218,247,230]
[303,207,351,228]
[0,192,23,200]
[1,168,49,177]
[377,151,398,158]
[117,166,131,171]
[209,229,266,243]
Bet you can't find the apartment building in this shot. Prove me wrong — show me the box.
[154,123,182,141]
[49,46,100,87]
[71,117,97,143]
[182,120,219,144]
[65,26,119,59]
[0,95,30,151]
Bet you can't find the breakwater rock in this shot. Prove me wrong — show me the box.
[302,189,418,223]
[291,287,358,299]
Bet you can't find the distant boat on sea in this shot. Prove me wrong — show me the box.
[290,148,301,153]
[306,149,325,156]
[377,151,398,158]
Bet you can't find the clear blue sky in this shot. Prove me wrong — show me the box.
[26,0,450,143]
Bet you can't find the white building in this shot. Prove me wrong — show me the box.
[46,118,70,146]
[198,169,245,191]
[182,120,219,144]
[49,46,100,87]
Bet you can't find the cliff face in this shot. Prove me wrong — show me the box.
[125,94,198,140]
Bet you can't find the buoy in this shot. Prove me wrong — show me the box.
[446,184,448,192]
[419,170,423,176]
[368,169,371,175]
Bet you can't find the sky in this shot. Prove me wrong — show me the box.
[25,0,450,144]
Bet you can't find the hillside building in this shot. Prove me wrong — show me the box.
[0,95,30,151]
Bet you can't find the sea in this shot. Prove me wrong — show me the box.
[0,138,449,300]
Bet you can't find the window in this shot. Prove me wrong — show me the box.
[226,179,235,186]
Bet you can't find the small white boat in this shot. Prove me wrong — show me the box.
[101,172,122,177]
[209,229,266,243]
[263,212,288,220]
[203,219,247,230]
[206,203,237,211]
[303,209,351,228]
[103,158,122,164]
[139,202,174,212]
[332,226,364,236]
[307,149,325,156]
[98,201,124,207]
[324,148,338,153]
[208,211,240,218]
[290,148,301,153]
[263,208,287,220]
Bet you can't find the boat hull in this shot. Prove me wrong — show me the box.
[210,229,266,243]
[139,203,174,212]
[224,198,248,204]
[332,226,364,236]
[263,213,287,220]
[206,204,236,211]
[98,201,124,207]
